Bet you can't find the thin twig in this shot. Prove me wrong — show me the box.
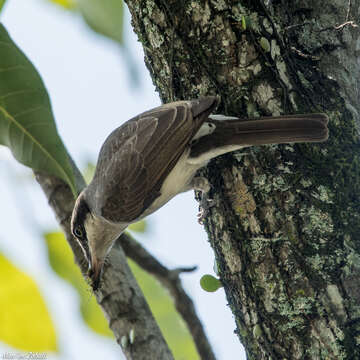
[318,20,358,33]
[334,20,358,30]
[120,232,217,360]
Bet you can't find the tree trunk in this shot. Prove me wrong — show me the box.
[125,0,360,358]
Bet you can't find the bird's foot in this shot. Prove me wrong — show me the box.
[197,194,215,224]
[191,176,215,224]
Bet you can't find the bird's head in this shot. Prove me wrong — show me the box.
[71,191,124,290]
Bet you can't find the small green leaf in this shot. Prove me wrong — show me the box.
[241,15,246,30]
[200,274,222,292]
[0,252,58,352]
[128,220,147,233]
[77,0,124,44]
[0,24,77,196]
[44,231,113,337]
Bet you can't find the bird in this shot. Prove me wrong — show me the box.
[71,96,328,289]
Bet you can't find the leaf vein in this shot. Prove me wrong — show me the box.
[0,65,27,73]
[0,106,71,191]
[0,89,39,100]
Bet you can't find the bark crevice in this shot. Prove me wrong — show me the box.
[125,0,360,358]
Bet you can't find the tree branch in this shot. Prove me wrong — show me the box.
[121,232,217,360]
[35,160,173,359]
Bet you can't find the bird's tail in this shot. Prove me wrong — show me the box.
[189,113,328,159]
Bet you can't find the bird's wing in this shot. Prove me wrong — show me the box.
[90,97,218,223]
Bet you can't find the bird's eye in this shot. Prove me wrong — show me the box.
[74,226,84,238]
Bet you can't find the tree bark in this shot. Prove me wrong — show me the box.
[125,0,360,358]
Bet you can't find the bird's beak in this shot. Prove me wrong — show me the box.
[88,256,103,290]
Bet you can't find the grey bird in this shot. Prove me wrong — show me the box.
[71,96,328,289]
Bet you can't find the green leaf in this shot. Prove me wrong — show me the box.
[0,0,6,12]
[0,24,77,196]
[129,260,199,360]
[200,274,222,292]
[241,15,246,30]
[44,231,113,337]
[0,252,58,352]
[77,0,124,44]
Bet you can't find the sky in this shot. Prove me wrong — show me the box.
[0,1,246,359]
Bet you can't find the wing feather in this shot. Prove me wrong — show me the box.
[87,97,218,223]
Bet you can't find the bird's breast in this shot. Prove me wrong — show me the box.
[140,148,202,218]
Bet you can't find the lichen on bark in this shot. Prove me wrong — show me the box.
[125,0,360,358]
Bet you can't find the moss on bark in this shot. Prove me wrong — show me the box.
[125,0,360,358]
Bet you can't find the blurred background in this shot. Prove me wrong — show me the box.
[0,0,246,359]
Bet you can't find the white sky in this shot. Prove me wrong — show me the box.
[0,0,246,359]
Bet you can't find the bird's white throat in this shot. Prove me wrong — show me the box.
[84,213,127,259]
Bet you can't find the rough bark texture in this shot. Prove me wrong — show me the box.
[125,0,360,358]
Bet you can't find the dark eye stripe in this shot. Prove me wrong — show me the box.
[73,227,91,264]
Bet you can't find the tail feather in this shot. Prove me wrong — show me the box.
[190,113,328,158]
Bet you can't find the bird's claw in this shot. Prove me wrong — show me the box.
[197,196,215,224]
